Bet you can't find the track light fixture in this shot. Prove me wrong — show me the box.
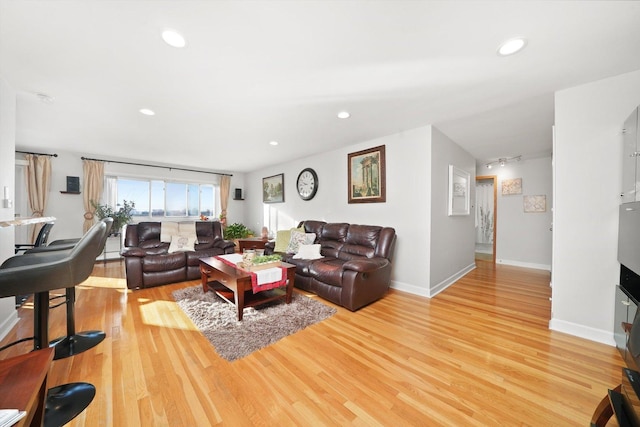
[485,155,521,169]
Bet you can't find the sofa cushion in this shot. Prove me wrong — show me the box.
[308,258,345,287]
[137,222,162,243]
[338,224,381,260]
[142,252,186,272]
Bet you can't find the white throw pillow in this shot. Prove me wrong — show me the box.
[168,234,196,253]
[160,222,179,243]
[178,222,198,244]
[293,244,323,260]
[286,231,316,254]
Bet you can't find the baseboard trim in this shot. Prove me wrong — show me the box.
[0,310,18,343]
[496,259,551,271]
[549,317,615,346]
[429,263,476,297]
[390,280,430,298]
[390,263,477,298]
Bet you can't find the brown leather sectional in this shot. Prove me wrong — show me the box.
[266,220,397,311]
[121,221,235,289]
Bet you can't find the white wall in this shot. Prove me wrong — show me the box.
[0,76,18,339]
[429,126,476,295]
[492,156,553,270]
[244,126,432,295]
[552,69,640,345]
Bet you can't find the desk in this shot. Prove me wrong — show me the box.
[0,348,54,427]
[237,237,269,253]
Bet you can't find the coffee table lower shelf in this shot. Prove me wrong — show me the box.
[205,280,287,309]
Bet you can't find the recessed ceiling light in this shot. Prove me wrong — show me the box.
[269,141,279,146]
[139,108,155,116]
[162,29,186,48]
[337,111,351,119]
[497,37,527,56]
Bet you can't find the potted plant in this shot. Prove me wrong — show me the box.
[223,223,254,240]
[92,200,135,235]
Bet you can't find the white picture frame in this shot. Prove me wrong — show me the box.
[448,165,470,216]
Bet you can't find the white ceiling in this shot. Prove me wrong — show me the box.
[1,1,639,173]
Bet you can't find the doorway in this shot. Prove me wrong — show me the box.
[475,175,497,263]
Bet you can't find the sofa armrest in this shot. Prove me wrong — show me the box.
[213,239,236,253]
[264,241,275,255]
[120,247,147,257]
[342,258,389,273]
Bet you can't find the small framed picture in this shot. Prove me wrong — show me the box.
[263,173,284,203]
[448,165,470,216]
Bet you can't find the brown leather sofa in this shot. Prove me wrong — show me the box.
[121,221,235,289]
[265,220,396,311]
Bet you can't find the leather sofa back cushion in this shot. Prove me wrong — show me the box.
[320,223,349,241]
[345,225,381,248]
[137,222,162,243]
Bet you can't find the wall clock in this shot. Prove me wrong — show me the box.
[296,168,318,201]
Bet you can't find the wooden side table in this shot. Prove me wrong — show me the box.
[237,237,269,253]
[0,347,54,427]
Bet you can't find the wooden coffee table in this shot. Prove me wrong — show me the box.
[199,257,295,321]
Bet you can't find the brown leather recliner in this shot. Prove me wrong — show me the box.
[121,221,235,289]
[265,220,396,311]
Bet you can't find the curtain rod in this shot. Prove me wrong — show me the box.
[16,150,58,157]
[80,156,232,177]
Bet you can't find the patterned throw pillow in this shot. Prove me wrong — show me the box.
[286,231,316,254]
[274,227,303,253]
[168,234,196,253]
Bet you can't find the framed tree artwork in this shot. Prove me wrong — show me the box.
[263,173,284,203]
[348,145,386,203]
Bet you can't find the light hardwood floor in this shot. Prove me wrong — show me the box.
[0,260,623,426]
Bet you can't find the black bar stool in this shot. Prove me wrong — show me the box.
[0,218,112,427]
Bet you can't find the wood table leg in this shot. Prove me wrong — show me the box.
[200,265,210,293]
[235,280,244,321]
[285,268,295,304]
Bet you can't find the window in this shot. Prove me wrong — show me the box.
[103,176,219,221]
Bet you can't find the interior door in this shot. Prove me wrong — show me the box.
[475,175,497,263]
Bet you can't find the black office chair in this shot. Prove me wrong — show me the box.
[0,218,112,427]
[14,222,54,254]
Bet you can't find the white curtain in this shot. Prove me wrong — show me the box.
[475,182,494,244]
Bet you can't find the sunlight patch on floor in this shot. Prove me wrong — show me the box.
[79,275,128,289]
[138,299,197,330]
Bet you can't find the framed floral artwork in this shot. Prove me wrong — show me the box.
[524,195,546,212]
[502,178,522,195]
